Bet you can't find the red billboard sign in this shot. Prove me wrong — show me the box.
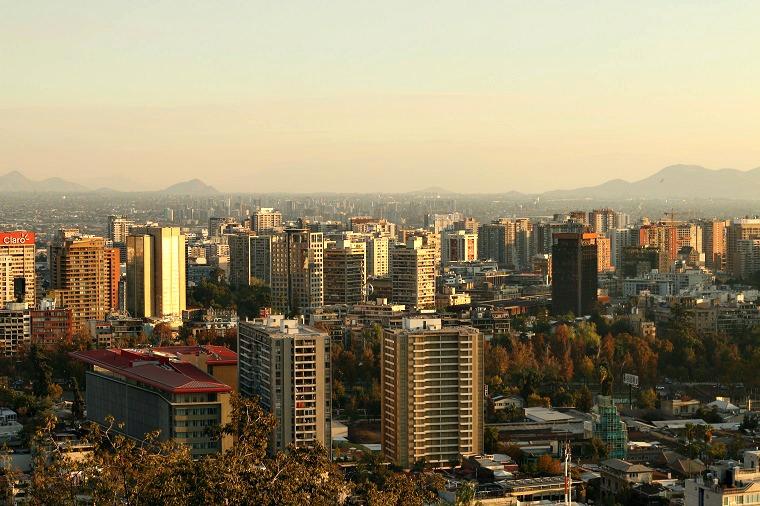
[0,231,35,246]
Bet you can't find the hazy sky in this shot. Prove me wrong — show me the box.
[3,1,760,193]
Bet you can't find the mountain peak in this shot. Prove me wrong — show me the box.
[161,178,220,195]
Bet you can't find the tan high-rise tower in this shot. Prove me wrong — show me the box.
[381,318,483,469]
[238,315,331,453]
[127,226,186,318]
[49,233,117,331]
[390,238,436,309]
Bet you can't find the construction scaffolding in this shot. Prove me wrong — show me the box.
[594,395,628,459]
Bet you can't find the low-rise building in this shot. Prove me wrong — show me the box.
[71,348,233,457]
[600,458,653,496]
[685,451,760,506]
[661,398,701,418]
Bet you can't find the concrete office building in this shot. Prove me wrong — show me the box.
[390,238,436,310]
[126,227,186,318]
[252,208,283,233]
[49,232,119,331]
[551,233,598,316]
[238,316,331,453]
[228,232,272,287]
[324,239,366,305]
[270,229,324,316]
[381,318,484,469]
[0,231,36,307]
[72,348,233,457]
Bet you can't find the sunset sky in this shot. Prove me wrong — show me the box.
[3,1,760,193]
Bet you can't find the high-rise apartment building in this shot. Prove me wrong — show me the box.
[390,238,436,309]
[478,219,516,268]
[106,215,134,244]
[350,217,397,238]
[365,235,390,278]
[381,318,483,469]
[252,208,283,233]
[126,226,186,318]
[453,218,479,235]
[441,230,478,267]
[399,229,441,272]
[514,218,533,270]
[30,300,73,349]
[702,220,727,271]
[552,233,598,316]
[49,233,118,331]
[534,221,586,256]
[589,208,629,235]
[228,232,272,287]
[270,229,324,316]
[0,231,36,307]
[238,316,331,453]
[638,223,678,272]
[727,219,760,279]
[0,302,30,357]
[324,239,366,305]
[734,239,760,281]
[607,228,637,269]
[597,236,612,272]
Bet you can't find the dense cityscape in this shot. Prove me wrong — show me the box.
[0,181,760,505]
[6,1,760,504]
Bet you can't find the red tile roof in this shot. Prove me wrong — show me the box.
[70,349,232,394]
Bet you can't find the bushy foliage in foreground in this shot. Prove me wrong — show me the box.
[5,395,443,506]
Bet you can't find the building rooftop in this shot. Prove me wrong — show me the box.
[147,345,238,365]
[601,458,652,474]
[70,349,232,394]
[524,406,577,423]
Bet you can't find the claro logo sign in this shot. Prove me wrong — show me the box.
[0,231,35,245]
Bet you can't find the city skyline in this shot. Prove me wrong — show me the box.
[4,2,760,193]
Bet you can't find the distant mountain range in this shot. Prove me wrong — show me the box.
[0,171,219,195]
[540,164,760,200]
[0,164,759,198]
[0,170,89,193]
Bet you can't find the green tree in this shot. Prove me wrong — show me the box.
[638,388,657,410]
[484,427,500,453]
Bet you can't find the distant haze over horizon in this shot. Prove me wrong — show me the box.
[3,2,760,193]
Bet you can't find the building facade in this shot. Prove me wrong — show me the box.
[72,348,233,457]
[324,239,366,305]
[238,316,331,453]
[390,238,436,310]
[270,229,324,316]
[381,318,484,469]
[127,226,186,318]
[49,233,117,331]
[551,233,598,316]
[0,231,36,307]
